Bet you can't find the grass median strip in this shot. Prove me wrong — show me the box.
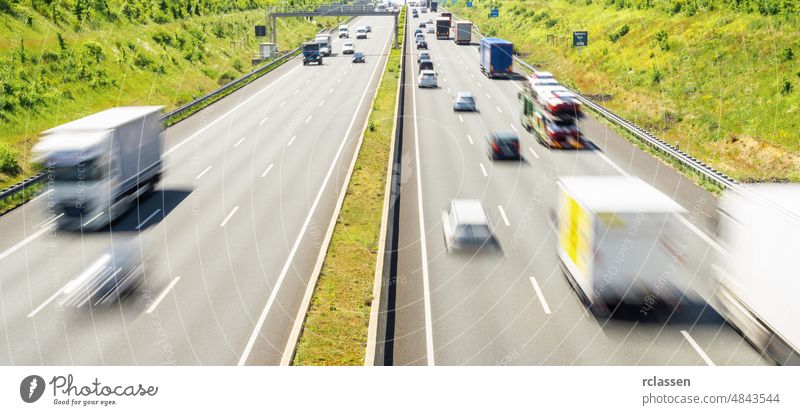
[293,10,405,366]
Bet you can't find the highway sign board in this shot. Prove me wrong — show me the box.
[490,8,499,18]
[467,1,473,7]
[573,31,588,47]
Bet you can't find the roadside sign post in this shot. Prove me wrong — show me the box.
[490,8,499,18]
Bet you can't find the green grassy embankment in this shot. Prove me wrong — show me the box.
[451,0,800,183]
[0,0,340,192]
[293,7,405,366]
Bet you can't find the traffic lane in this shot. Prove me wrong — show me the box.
[438,37,720,235]
[406,37,768,364]
[0,16,394,366]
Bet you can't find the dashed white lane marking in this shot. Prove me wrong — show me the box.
[466,134,474,144]
[261,164,274,178]
[220,206,239,227]
[305,115,312,124]
[233,136,246,148]
[294,89,300,95]
[146,277,182,314]
[498,205,511,226]
[486,93,491,99]
[195,165,213,180]
[329,88,334,94]
[279,101,286,108]
[529,277,552,315]
[681,330,716,366]
[38,213,63,229]
[319,100,325,107]
[287,136,297,146]
[0,226,52,263]
[528,147,540,159]
[510,123,517,132]
[477,82,482,88]
[135,209,161,230]
[259,116,269,125]
[458,114,464,122]
[479,163,488,177]
[496,106,503,113]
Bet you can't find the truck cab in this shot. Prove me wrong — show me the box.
[302,42,323,65]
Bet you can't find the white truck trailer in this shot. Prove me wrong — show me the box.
[714,185,800,365]
[33,106,164,230]
[556,176,687,317]
[315,33,332,56]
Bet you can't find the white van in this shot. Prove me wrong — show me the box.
[338,25,349,38]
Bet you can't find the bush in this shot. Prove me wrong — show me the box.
[654,29,670,51]
[781,78,793,95]
[651,68,664,85]
[0,143,21,175]
[609,24,630,42]
[779,47,794,62]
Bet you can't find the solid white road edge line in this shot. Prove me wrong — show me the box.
[145,276,182,314]
[411,38,436,367]
[242,17,389,366]
[529,277,552,315]
[681,330,715,366]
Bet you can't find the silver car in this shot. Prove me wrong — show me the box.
[441,199,495,251]
[418,70,437,88]
[453,92,477,111]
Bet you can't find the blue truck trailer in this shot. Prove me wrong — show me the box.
[479,38,513,78]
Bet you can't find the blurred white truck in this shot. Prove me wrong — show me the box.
[714,185,800,365]
[556,176,687,317]
[33,106,164,230]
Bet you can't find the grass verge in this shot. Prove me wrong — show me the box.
[292,8,405,366]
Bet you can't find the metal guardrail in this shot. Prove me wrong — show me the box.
[0,17,358,207]
[464,17,737,191]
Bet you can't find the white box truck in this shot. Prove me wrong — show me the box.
[33,106,164,230]
[315,34,332,56]
[454,21,472,45]
[556,176,687,317]
[714,185,800,365]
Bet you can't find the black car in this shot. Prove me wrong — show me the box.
[488,131,521,160]
[418,58,433,73]
[352,52,365,63]
[417,39,428,49]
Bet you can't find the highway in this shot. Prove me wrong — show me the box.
[0,15,395,365]
[389,9,770,366]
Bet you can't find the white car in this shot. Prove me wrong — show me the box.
[342,41,355,54]
[441,199,495,251]
[418,69,437,88]
[356,27,367,39]
[427,24,435,34]
[338,26,349,38]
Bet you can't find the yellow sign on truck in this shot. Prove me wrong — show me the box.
[556,176,686,317]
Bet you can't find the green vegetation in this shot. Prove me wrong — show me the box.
[293,7,405,366]
[452,0,800,182]
[0,0,340,191]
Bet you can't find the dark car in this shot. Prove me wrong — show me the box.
[352,52,365,63]
[488,131,521,160]
[418,58,433,73]
[417,39,428,50]
[417,52,431,63]
[419,22,426,29]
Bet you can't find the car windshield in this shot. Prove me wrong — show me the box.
[354,53,363,58]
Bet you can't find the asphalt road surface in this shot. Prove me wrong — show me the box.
[390,10,770,366]
[0,16,395,365]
